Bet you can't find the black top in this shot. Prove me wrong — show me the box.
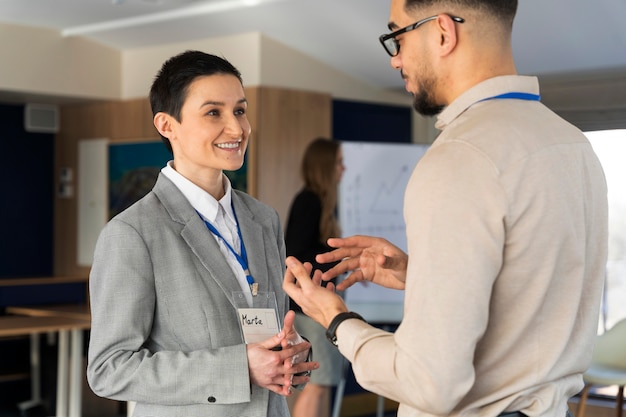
[285,188,337,313]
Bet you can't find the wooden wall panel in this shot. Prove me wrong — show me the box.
[244,87,259,198]
[253,87,332,226]
[110,98,157,140]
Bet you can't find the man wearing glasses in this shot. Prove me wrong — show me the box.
[284,1,608,416]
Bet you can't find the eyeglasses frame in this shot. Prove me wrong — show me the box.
[379,14,465,57]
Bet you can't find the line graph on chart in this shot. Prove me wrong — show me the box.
[339,142,428,251]
[338,142,428,303]
[341,164,410,241]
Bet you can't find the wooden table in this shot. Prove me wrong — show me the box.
[3,305,90,417]
[0,276,88,287]
[7,304,90,321]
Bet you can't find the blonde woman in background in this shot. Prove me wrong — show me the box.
[285,138,345,417]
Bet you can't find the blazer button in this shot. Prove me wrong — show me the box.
[207,396,216,403]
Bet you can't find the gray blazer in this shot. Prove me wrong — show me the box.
[87,174,290,417]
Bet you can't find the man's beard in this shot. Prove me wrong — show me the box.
[412,77,444,116]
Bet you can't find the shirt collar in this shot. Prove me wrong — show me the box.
[161,161,235,224]
[435,75,540,131]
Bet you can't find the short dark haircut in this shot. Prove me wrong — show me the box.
[405,0,517,26]
[149,50,243,153]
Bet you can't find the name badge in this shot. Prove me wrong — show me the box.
[233,291,280,344]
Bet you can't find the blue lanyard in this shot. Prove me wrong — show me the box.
[480,92,541,102]
[199,205,257,294]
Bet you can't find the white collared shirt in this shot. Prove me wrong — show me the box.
[161,161,252,306]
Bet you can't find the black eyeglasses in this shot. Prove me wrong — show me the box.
[379,14,465,57]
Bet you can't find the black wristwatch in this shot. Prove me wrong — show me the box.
[325,311,366,346]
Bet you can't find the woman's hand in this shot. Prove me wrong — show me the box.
[246,326,318,396]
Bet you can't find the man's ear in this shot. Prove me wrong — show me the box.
[153,112,174,138]
[437,14,459,56]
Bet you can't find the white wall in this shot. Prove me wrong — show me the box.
[121,32,263,100]
[0,22,411,107]
[1,23,437,140]
[0,23,120,101]
[17,22,626,142]
[119,31,437,142]
[258,35,409,105]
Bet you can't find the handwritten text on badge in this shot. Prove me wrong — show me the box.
[237,307,279,344]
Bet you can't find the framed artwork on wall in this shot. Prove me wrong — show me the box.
[109,140,171,218]
[109,140,248,219]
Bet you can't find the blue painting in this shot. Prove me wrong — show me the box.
[109,141,171,218]
[108,141,248,219]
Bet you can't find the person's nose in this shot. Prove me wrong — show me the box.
[224,114,244,137]
[390,54,401,70]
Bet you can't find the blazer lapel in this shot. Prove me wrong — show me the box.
[153,174,244,306]
[232,192,270,293]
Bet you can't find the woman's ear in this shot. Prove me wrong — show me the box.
[153,112,173,139]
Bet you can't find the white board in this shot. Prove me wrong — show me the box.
[338,141,428,310]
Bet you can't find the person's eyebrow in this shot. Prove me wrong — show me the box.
[199,98,247,108]
[388,21,399,31]
[199,100,223,108]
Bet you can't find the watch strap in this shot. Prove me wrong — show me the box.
[325,311,366,346]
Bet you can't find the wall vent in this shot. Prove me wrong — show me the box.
[24,103,59,133]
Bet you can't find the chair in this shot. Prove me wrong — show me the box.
[331,357,348,417]
[577,319,626,417]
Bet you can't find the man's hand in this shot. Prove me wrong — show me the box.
[283,257,348,329]
[315,235,409,291]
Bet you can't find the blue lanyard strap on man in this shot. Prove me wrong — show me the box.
[480,92,541,102]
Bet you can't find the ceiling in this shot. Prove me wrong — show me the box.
[1,0,625,93]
